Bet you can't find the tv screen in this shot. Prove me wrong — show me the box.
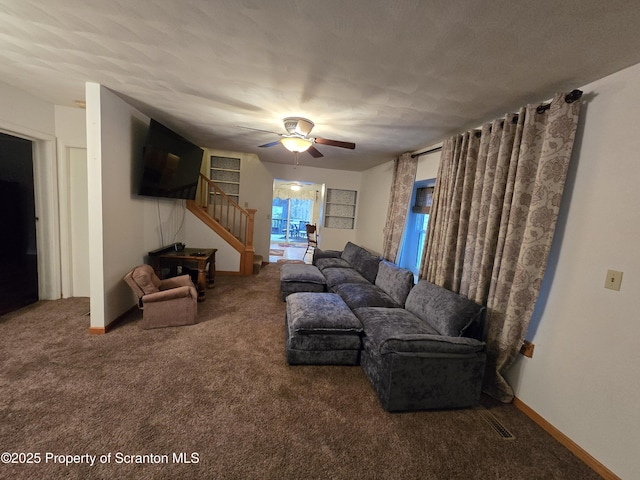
[138,119,204,200]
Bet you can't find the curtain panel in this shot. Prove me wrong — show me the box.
[381,152,418,262]
[273,187,317,201]
[420,92,582,402]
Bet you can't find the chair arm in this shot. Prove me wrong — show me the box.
[159,274,195,290]
[378,334,485,355]
[142,285,196,304]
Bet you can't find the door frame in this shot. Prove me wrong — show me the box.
[1,122,60,300]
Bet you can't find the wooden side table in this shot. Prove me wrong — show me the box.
[150,248,217,301]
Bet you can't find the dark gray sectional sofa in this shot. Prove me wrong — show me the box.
[283,241,487,412]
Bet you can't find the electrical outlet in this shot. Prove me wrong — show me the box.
[520,340,534,358]
[604,269,623,291]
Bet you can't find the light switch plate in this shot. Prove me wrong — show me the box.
[604,269,623,291]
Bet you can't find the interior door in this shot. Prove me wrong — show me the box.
[0,132,38,315]
[69,147,90,297]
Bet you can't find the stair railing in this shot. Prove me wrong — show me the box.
[192,174,254,249]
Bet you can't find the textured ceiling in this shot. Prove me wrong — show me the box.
[2,0,640,171]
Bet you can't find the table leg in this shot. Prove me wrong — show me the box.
[196,266,207,301]
[207,258,215,287]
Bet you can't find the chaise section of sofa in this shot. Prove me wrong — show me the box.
[354,280,486,411]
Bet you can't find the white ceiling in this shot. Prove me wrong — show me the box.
[2,1,640,171]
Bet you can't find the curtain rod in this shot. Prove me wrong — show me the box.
[410,89,583,159]
[411,145,442,158]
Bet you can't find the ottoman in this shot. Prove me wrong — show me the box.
[285,292,363,365]
[280,264,327,301]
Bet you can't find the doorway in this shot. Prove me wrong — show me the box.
[68,148,90,297]
[270,179,323,263]
[0,132,38,315]
[398,180,434,279]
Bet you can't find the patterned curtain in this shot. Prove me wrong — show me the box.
[420,92,582,402]
[273,187,317,201]
[382,152,418,262]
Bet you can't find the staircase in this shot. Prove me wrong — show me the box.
[187,174,259,275]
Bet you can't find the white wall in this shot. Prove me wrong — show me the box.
[357,160,394,254]
[0,80,55,136]
[68,147,90,297]
[184,210,240,272]
[415,147,441,182]
[506,64,640,479]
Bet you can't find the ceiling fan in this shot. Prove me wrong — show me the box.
[241,117,356,158]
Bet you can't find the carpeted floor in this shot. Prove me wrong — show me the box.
[0,264,600,479]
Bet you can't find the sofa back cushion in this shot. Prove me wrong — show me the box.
[404,280,485,338]
[341,242,380,284]
[333,283,401,310]
[312,248,342,266]
[315,257,352,271]
[374,260,414,307]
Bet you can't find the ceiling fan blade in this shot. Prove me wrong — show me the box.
[314,137,356,149]
[259,140,281,148]
[307,145,324,158]
[238,126,283,136]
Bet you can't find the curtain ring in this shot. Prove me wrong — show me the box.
[565,89,583,104]
[536,104,551,114]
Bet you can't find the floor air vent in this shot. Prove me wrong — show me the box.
[477,408,515,440]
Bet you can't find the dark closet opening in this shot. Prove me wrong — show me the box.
[0,132,38,316]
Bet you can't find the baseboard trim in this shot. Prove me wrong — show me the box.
[87,305,137,335]
[217,270,243,276]
[513,397,620,480]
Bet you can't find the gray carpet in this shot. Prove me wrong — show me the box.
[0,264,600,479]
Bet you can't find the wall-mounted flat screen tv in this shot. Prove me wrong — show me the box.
[138,119,204,200]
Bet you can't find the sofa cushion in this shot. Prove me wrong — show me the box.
[340,241,362,265]
[354,306,438,352]
[340,242,380,284]
[374,260,414,307]
[286,292,363,334]
[316,257,352,271]
[376,334,486,355]
[312,248,342,266]
[322,267,371,291]
[280,264,326,285]
[404,281,485,338]
[333,283,401,310]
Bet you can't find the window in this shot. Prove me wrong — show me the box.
[399,180,435,276]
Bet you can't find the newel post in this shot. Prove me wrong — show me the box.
[245,209,257,250]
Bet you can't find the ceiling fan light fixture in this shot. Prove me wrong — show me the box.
[283,117,314,136]
[281,136,312,153]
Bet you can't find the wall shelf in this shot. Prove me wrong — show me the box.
[324,188,357,229]
[210,156,241,203]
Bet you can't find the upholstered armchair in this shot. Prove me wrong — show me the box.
[124,264,197,329]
